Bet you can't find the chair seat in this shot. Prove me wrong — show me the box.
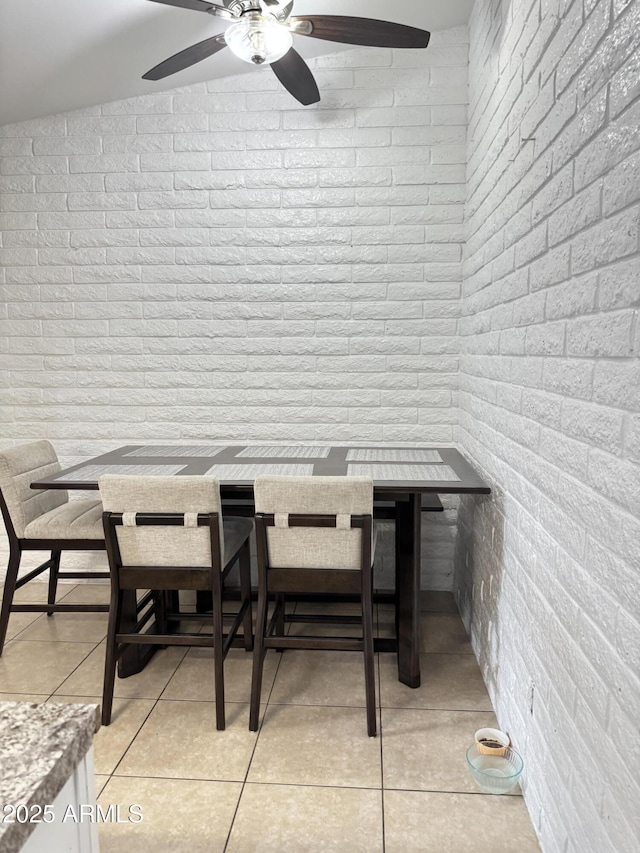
[223,517,254,568]
[23,498,104,540]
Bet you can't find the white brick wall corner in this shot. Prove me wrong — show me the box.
[457,1,640,851]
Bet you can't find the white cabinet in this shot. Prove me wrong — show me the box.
[20,747,99,853]
[0,702,100,853]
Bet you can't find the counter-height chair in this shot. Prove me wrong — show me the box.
[0,441,108,655]
[250,475,377,737]
[99,475,253,730]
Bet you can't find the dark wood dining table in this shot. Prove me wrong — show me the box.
[31,444,489,687]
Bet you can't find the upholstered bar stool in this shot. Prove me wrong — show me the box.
[99,475,253,730]
[0,441,108,655]
[250,475,377,736]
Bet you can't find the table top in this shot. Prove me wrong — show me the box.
[0,701,99,853]
[31,444,490,496]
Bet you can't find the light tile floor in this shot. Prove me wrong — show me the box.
[0,583,540,852]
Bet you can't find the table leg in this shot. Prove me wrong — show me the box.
[117,589,158,678]
[395,493,421,687]
[196,590,213,613]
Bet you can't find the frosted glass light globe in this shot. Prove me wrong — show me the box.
[225,13,293,65]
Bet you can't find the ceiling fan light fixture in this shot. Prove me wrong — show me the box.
[225,12,293,65]
[143,1,431,106]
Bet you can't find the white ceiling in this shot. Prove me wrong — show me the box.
[0,0,472,126]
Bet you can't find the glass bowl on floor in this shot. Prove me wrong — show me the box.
[466,744,524,794]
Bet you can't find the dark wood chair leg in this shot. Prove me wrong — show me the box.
[0,547,20,656]
[165,591,179,621]
[249,572,269,732]
[275,593,285,636]
[117,589,156,679]
[211,568,225,731]
[47,550,61,616]
[154,592,170,650]
[152,591,168,641]
[362,565,376,737]
[238,542,253,652]
[102,588,123,727]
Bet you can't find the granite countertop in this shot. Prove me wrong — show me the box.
[0,701,100,853]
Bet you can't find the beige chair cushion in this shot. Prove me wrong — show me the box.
[0,441,68,538]
[99,475,236,569]
[23,498,104,540]
[254,475,374,570]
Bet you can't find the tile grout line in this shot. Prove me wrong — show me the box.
[107,695,163,778]
[222,642,287,852]
[105,638,194,776]
[377,645,387,853]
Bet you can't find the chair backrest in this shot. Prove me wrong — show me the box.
[0,440,67,538]
[99,475,224,568]
[254,475,373,570]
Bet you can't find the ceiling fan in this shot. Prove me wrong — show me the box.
[142,0,430,105]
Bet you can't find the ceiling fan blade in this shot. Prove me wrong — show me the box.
[288,16,430,49]
[143,34,227,80]
[271,48,320,106]
[146,0,233,17]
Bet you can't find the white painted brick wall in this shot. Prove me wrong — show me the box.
[457,1,640,851]
[0,32,468,591]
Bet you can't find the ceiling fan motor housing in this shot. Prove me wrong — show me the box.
[224,0,264,15]
[222,0,293,22]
